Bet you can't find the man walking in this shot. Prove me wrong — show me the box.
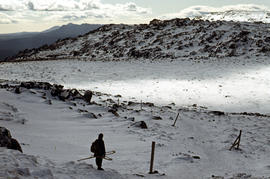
[91,133,106,170]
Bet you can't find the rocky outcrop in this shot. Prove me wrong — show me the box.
[1,81,87,102]
[6,18,270,62]
[0,127,22,153]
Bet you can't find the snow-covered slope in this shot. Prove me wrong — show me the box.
[1,59,270,114]
[0,148,123,179]
[0,81,269,178]
[7,18,270,62]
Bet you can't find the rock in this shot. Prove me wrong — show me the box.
[45,99,52,105]
[0,127,23,153]
[149,19,162,26]
[209,111,225,116]
[128,101,136,106]
[152,116,162,120]
[144,102,154,107]
[212,175,224,179]
[20,82,34,89]
[14,87,21,94]
[69,89,82,99]
[51,84,64,97]
[59,90,70,101]
[265,37,270,43]
[127,117,135,121]
[260,46,270,53]
[107,98,115,103]
[112,104,120,110]
[131,121,148,129]
[83,112,97,119]
[192,156,200,159]
[78,109,88,113]
[108,109,119,117]
[83,90,93,104]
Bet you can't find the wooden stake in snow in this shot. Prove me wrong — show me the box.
[229,130,242,150]
[149,141,156,174]
[172,113,180,127]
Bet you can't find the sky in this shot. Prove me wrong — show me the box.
[0,0,270,34]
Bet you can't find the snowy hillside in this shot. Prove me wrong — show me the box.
[6,18,270,62]
[0,148,123,179]
[0,80,269,178]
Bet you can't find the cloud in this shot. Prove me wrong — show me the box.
[0,0,151,24]
[27,2,34,10]
[0,0,150,12]
[159,4,270,21]
[0,13,18,24]
[0,0,22,11]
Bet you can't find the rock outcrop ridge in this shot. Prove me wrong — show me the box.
[6,18,270,62]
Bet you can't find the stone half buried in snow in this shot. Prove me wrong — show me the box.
[0,126,22,153]
[130,121,148,129]
[152,116,162,120]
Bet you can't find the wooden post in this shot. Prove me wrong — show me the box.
[229,130,242,150]
[172,113,180,127]
[236,130,242,149]
[140,100,142,110]
[149,141,156,174]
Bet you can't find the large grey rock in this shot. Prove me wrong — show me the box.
[83,90,93,104]
[0,127,22,153]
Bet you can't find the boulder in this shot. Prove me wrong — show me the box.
[131,121,148,129]
[15,87,21,94]
[0,127,22,153]
[51,84,64,97]
[83,90,93,104]
[59,90,70,101]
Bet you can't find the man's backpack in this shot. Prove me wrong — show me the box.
[91,140,98,153]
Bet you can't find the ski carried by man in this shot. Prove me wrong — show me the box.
[77,150,115,162]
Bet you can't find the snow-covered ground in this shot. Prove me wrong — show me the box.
[1,58,270,113]
[0,59,270,178]
[0,148,123,179]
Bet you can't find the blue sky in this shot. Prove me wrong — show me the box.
[0,0,270,33]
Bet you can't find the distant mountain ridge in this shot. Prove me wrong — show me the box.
[0,23,102,60]
[200,10,270,23]
[6,18,270,62]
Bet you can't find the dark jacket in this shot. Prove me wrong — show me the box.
[94,139,105,157]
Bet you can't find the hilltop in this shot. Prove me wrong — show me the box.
[6,18,270,62]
